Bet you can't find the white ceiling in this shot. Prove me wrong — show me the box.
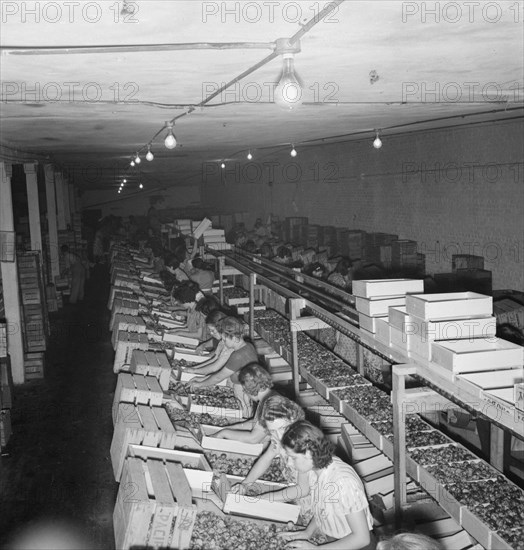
[1,0,523,190]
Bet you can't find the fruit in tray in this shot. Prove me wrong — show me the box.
[409,444,476,466]
[206,452,286,483]
[169,383,241,409]
[426,460,498,485]
[223,286,249,298]
[190,511,287,550]
[332,385,393,421]
[386,429,450,449]
[166,406,240,430]
[371,415,433,437]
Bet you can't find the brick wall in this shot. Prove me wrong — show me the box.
[202,119,523,290]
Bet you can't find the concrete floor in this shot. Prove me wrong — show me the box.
[0,266,117,549]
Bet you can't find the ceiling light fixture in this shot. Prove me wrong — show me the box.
[373,130,383,149]
[123,179,127,183]
[146,144,154,161]
[274,38,304,111]
[134,152,141,164]
[139,183,143,189]
[130,160,135,167]
[164,121,177,149]
[247,150,253,160]
[290,145,297,157]
[221,161,226,169]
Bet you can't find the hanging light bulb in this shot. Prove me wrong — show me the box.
[290,145,297,157]
[123,179,127,183]
[247,150,253,160]
[221,162,226,169]
[146,144,154,161]
[130,160,135,167]
[373,130,382,149]
[139,183,143,189]
[134,152,141,164]
[164,121,177,149]
[274,52,304,110]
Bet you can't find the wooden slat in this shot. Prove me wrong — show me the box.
[137,405,162,447]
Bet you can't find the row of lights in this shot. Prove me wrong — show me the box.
[119,40,384,192]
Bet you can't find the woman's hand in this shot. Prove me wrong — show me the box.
[195,344,205,355]
[285,541,316,549]
[211,430,227,439]
[187,378,202,391]
[277,531,310,542]
[229,482,248,495]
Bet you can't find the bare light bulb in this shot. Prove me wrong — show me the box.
[373,132,382,149]
[247,151,253,160]
[123,179,127,183]
[164,121,177,149]
[139,183,143,189]
[290,146,297,157]
[146,145,154,161]
[274,53,304,110]
[130,160,135,167]
[220,162,226,169]
[134,152,141,164]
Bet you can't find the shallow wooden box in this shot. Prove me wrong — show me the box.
[112,373,164,419]
[111,403,177,481]
[199,424,265,456]
[404,315,497,341]
[431,338,524,373]
[114,457,196,550]
[405,292,492,321]
[129,350,171,390]
[353,279,424,299]
[356,296,406,317]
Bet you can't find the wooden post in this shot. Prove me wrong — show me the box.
[289,298,301,398]
[249,273,256,341]
[63,175,71,227]
[23,162,43,253]
[357,343,365,376]
[0,162,25,384]
[392,363,417,525]
[69,184,77,215]
[54,170,67,230]
[489,424,506,473]
[218,256,224,305]
[44,164,60,282]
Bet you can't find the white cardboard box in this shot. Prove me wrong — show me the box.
[431,338,524,373]
[375,318,391,346]
[390,325,409,351]
[459,369,523,390]
[388,306,410,330]
[356,296,406,317]
[352,279,424,299]
[404,315,497,341]
[358,313,388,333]
[406,292,493,320]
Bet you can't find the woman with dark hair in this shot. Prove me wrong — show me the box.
[278,421,374,549]
[230,395,311,519]
[376,533,441,550]
[211,363,278,444]
[327,257,353,290]
[167,284,207,341]
[183,311,232,374]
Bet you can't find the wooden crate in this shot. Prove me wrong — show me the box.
[199,425,264,456]
[129,350,171,390]
[24,352,45,380]
[114,457,197,550]
[111,403,177,481]
[113,331,149,373]
[0,408,12,449]
[112,373,164,421]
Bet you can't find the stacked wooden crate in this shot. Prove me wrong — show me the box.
[0,354,13,451]
[18,252,49,379]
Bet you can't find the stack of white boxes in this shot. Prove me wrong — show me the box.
[353,279,425,342]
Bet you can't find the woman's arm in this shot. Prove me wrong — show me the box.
[258,470,310,503]
[190,366,234,388]
[185,349,231,375]
[278,517,319,545]
[214,423,267,444]
[312,510,371,550]
[230,444,278,493]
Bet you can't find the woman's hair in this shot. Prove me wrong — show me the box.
[281,420,334,469]
[259,395,305,430]
[334,257,351,275]
[217,316,246,340]
[195,295,220,315]
[376,533,442,550]
[238,363,274,394]
[205,309,227,327]
[172,284,198,304]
